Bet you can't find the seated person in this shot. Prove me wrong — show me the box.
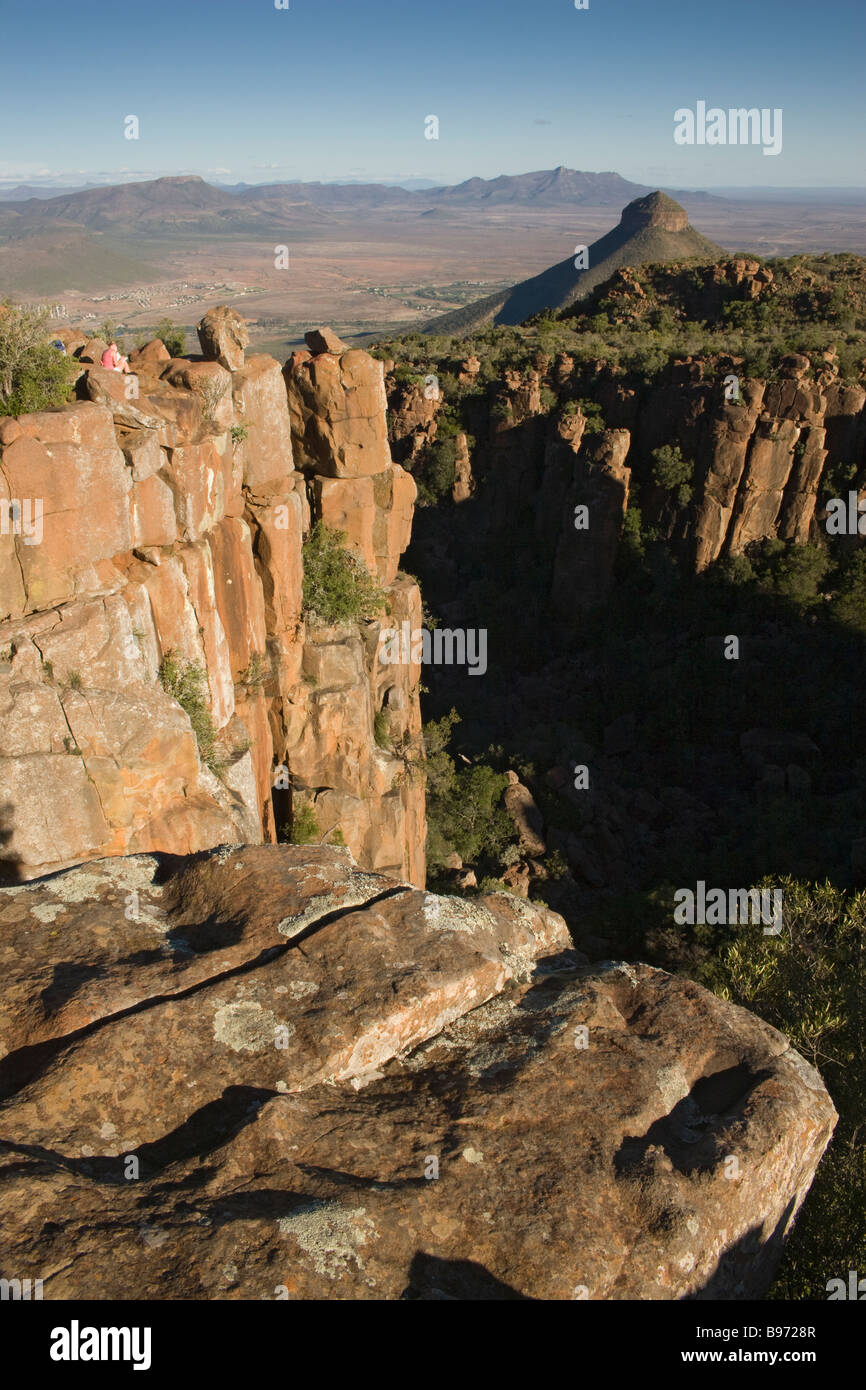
[101,342,131,373]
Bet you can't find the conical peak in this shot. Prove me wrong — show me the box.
[620,191,689,232]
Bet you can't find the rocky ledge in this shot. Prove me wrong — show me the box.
[0,845,835,1300]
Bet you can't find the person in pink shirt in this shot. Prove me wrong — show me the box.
[101,342,131,373]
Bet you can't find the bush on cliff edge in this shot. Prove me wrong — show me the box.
[157,652,221,773]
[0,301,76,416]
[302,522,386,625]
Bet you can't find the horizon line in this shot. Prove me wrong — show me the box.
[1,169,865,196]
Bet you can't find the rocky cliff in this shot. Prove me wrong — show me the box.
[390,257,866,606]
[379,254,866,930]
[0,311,425,885]
[0,844,836,1299]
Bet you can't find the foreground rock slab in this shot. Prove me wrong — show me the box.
[0,847,835,1300]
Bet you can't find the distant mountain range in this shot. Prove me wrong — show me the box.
[0,183,98,200]
[0,169,721,232]
[1,170,862,215]
[426,192,725,334]
[0,170,856,298]
[0,176,274,234]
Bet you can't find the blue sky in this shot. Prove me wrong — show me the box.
[1,0,863,188]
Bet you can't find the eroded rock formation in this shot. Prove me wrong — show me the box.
[0,313,424,885]
[388,339,866,606]
[0,844,836,1299]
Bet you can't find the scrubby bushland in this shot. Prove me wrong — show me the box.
[697,880,866,1300]
[374,252,866,458]
[301,521,386,625]
[0,301,77,416]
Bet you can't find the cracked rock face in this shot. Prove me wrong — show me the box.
[0,845,836,1300]
[0,325,426,886]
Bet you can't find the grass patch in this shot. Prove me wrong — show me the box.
[287,802,320,845]
[158,650,222,773]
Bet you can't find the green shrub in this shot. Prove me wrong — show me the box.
[289,802,320,845]
[479,876,510,894]
[651,444,695,505]
[715,552,756,588]
[230,423,249,444]
[439,766,513,863]
[0,302,77,415]
[573,397,605,434]
[153,318,186,357]
[392,364,425,389]
[755,540,829,608]
[420,435,458,503]
[423,710,515,869]
[832,549,866,633]
[651,443,693,491]
[301,522,386,625]
[158,651,220,771]
[544,849,571,880]
[620,506,645,559]
[373,709,392,749]
[695,878,866,1299]
[98,320,123,349]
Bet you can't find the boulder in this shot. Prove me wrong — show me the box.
[452,432,474,502]
[305,326,350,356]
[119,428,165,482]
[285,347,391,477]
[83,367,166,431]
[779,353,811,380]
[128,338,171,372]
[312,475,377,574]
[78,336,109,365]
[197,305,249,370]
[503,772,546,856]
[372,464,417,583]
[53,329,88,358]
[0,845,836,1300]
[162,360,233,434]
[160,437,231,541]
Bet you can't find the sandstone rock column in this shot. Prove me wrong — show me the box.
[284,331,425,885]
